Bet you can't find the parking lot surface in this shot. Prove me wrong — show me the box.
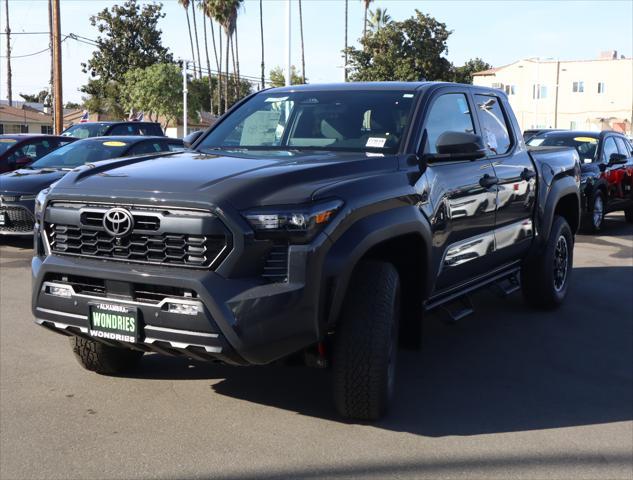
[1,214,632,480]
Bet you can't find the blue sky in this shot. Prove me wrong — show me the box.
[1,0,632,103]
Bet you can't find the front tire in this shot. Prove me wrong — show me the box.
[70,337,144,375]
[581,191,605,233]
[332,261,400,421]
[521,215,574,309]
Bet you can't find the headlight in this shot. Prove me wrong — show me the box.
[243,199,343,243]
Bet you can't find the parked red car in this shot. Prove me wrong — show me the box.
[527,130,633,231]
[0,135,77,173]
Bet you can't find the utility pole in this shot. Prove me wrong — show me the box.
[554,60,560,128]
[344,0,348,82]
[182,60,188,136]
[285,0,291,86]
[48,0,54,126]
[4,0,12,106]
[51,0,63,134]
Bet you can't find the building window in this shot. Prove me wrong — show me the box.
[570,121,577,130]
[532,84,547,99]
[0,124,3,134]
[597,82,605,94]
[3,124,26,134]
[504,85,516,95]
[572,81,584,93]
[41,125,53,134]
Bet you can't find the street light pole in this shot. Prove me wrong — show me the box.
[51,0,63,134]
[285,0,291,86]
[182,60,188,136]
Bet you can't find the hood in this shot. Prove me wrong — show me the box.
[51,150,399,209]
[0,168,66,195]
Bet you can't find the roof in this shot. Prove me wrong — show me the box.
[268,81,434,93]
[0,104,52,124]
[473,55,632,76]
[79,135,169,143]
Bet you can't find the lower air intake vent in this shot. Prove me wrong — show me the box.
[262,244,289,283]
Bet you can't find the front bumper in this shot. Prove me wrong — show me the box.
[32,228,329,366]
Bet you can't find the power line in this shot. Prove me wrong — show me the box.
[0,36,68,59]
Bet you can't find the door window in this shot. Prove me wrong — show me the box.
[127,141,165,156]
[109,124,137,135]
[423,93,476,155]
[614,136,631,157]
[601,137,618,163]
[474,94,512,156]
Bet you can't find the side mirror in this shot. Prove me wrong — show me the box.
[609,152,627,165]
[423,131,487,162]
[183,130,204,149]
[14,156,32,168]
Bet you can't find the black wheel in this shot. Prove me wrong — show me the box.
[581,191,605,233]
[70,337,144,375]
[625,208,633,223]
[521,215,574,309]
[332,260,400,421]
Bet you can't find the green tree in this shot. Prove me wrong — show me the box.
[362,0,373,39]
[80,0,173,117]
[64,101,83,110]
[269,66,305,87]
[189,75,251,112]
[122,63,183,129]
[368,7,391,31]
[178,0,198,79]
[346,10,453,82]
[19,90,50,106]
[451,58,492,84]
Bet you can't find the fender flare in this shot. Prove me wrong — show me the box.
[321,205,433,329]
[540,176,581,240]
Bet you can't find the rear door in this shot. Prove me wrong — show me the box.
[473,92,536,264]
[418,88,499,292]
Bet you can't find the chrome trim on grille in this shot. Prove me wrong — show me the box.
[35,308,88,321]
[144,325,218,338]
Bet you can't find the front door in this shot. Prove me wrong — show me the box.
[418,90,498,292]
[473,92,536,264]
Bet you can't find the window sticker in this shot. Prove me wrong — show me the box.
[366,137,387,148]
[0,139,17,143]
[265,96,288,103]
[573,137,598,143]
[102,141,127,147]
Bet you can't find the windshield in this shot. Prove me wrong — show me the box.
[197,90,417,153]
[0,138,18,154]
[28,140,130,169]
[61,123,109,139]
[528,134,599,162]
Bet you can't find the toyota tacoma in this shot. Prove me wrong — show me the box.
[32,82,581,420]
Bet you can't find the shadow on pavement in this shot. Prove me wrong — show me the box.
[0,236,33,251]
[133,265,633,437]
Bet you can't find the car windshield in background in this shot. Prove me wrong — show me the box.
[197,90,417,153]
[61,123,109,139]
[28,140,130,169]
[528,134,599,162]
[0,138,18,154]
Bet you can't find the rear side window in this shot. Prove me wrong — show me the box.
[423,93,476,155]
[109,124,137,135]
[137,124,163,136]
[127,141,165,156]
[474,94,512,156]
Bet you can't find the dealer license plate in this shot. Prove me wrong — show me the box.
[89,303,139,343]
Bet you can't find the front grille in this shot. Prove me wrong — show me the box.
[262,243,289,282]
[0,206,35,233]
[45,203,232,269]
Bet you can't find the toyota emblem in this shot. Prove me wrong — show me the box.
[102,207,134,237]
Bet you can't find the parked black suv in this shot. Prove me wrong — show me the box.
[32,83,580,420]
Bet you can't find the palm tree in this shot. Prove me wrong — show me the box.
[190,0,203,78]
[178,0,197,79]
[203,1,222,114]
[298,0,306,84]
[259,0,265,89]
[368,7,391,31]
[199,0,213,113]
[344,0,348,82]
[362,0,373,39]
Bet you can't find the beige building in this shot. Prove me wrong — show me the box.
[473,51,633,135]
[0,104,53,134]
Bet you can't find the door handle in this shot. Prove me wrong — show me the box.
[479,174,499,188]
[520,168,537,181]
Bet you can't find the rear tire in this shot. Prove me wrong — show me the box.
[521,215,573,309]
[332,261,400,421]
[70,337,144,375]
[581,191,605,233]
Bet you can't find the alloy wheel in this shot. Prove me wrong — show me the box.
[553,235,569,292]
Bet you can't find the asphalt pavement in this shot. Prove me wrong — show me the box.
[1,214,632,479]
